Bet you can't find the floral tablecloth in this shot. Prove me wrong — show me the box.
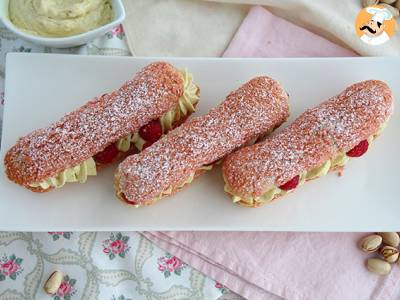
[0,25,228,300]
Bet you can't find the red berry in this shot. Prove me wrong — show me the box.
[120,193,138,205]
[346,140,369,157]
[279,175,300,191]
[125,198,138,205]
[94,143,119,164]
[127,200,138,205]
[139,120,162,142]
[142,140,156,150]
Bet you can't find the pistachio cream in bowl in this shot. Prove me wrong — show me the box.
[0,0,125,48]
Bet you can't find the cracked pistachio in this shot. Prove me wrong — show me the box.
[380,246,399,263]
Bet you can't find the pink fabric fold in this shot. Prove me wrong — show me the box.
[144,6,398,300]
[223,6,356,57]
[143,231,399,300]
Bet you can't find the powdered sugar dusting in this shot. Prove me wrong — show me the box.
[223,80,394,197]
[118,76,290,203]
[5,62,183,184]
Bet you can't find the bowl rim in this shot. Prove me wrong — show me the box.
[0,0,126,42]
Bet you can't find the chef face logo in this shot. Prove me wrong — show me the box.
[355,5,396,45]
[360,19,386,37]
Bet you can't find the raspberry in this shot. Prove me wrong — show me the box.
[120,193,138,206]
[94,143,119,164]
[127,200,138,205]
[139,120,162,142]
[279,175,300,191]
[142,140,156,150]
[346,140,369,157]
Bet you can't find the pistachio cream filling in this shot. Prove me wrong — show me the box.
[115,69,199,152]
[122,164,215,207]
[116,132,146,152]
[160,70,198,132]
[136,132,267,205]
[29,69,199,190]
[29,158,97,189]
[150,164,214,203]
[225,119,389,206]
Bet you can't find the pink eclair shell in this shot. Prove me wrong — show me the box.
[222,80,394,207]
[5,62,198,192]
[115,76,290,206]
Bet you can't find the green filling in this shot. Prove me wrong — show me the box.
[29,158,96,189]
[331,153,349,168]
[254,187,280,204]
[116,133,146,152]
[116,69,199,152]
[148,164,215,204]
[306,160,331,180]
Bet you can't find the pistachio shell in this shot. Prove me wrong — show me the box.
[396,0,400,10]
[397,254,400,267]
[380,0,396,4]
[44,271,63,295]
[379,232,400,247]
[362,0,379,6]
[380,3,400,17]
[360,234,382,252]
[380,246,399,263]
[367,258,391,275]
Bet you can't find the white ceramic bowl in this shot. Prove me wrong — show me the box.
[0,0,125,48]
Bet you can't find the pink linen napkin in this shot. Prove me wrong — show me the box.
[144,232,399,300]
[223,6,356,57]
[143,6,397,300]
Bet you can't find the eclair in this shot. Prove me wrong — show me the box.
[115,76,290,207]
[223,80,394,207]
[4,62,199,192]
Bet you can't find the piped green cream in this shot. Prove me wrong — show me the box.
[306,160,331,180]
[29,158,97,189]
[160,69,198,132]
[143,164,214,205]
[116,69,199,152]
[331,153,349,168]
[29,69,199,190]
[226,119,389,207]
[116,132,146,152]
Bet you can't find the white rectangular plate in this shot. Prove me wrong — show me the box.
[1,53,399,231]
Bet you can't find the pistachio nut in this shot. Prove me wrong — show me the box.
[380,0,396,4]
[367,258,391,275]
[379,232,400,247]
[380,246,399,263]
[398,254,400,267]
[44,271,63,295]
[362,0,379,7]
[380,3,400,17]
[360,234,382,252]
